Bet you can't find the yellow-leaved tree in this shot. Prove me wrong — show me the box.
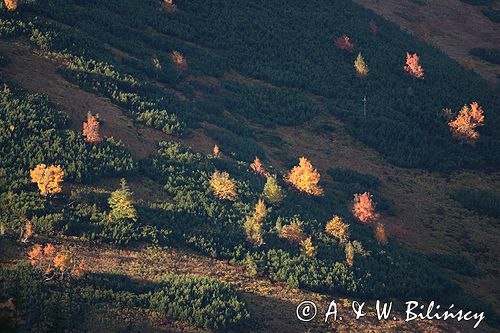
[354,52,369,77]
[210,171,237,201]
[325,215,350,243]
[345,241,355,267]
[30,164,64,196]
[244,199,266,246]
[286,157,323,196]
[300,236,316,257]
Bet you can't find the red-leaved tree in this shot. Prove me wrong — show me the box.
[250,156,269,178]
[352,192,379,224]
[335,35,354,52]
[83,113,102,144]
[404,52,424,79]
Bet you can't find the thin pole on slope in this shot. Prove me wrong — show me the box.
[363,95,367,117]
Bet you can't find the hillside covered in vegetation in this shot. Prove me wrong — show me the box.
[0,0,499,332]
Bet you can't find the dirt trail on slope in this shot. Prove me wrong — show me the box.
[353,0,500,85]
[0,40,215,159]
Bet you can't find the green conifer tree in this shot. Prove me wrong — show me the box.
[262,175,285,204]
[108,179,137,222]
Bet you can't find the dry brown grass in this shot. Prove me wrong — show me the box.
[0,238,471,332]
[0,41,214,159]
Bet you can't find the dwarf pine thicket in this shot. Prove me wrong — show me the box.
[0,0,499,330]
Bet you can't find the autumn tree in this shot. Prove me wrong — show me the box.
[210,171,238,201]
[30,164,64,196]
[335,35,354,52]
[354,52,369,77]
[108,178,137,221]
[262,175,285,205]
[151,55,163,78]
[374,222,388,245]
[279,220,307,245]
[171,50,187,69]
[83,113,102,145]
[286,157,323,196]
[442,107,453,120]
[404,52,424,79]
[28,243,84,280]
[213,144,220,158]
[352,192,379,224]
[244,199,266,246]
[3,0,17,11]
[448,102,485,144]
[345,241,355,267]
[300,236,316,257]
[369,19,378,34]
[325,215,350,243]
[19,219,33,243]
[250,156,269,178]
[163,0,176,12]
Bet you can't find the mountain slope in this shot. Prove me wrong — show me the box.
[0,0,499,332]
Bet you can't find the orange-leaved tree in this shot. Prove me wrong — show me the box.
[83,113,102,145]
[28,243,86,280]
[250,156,269,178]
[286,157,323,196]
[354,52,369,77]
[3,0,17,11]
[374,222,388,245]
[171,50,187,69]
[279,220,307,245]
[210,170,237,201]
[404,52,424,79]
[352,192,379,224]
[335,35,354,52]
[448,102,485,144]
[213,144,220,158]
[30,164,64,196]
[325,215,350,243]
[244,199,267,246]
[163,0,176,12]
